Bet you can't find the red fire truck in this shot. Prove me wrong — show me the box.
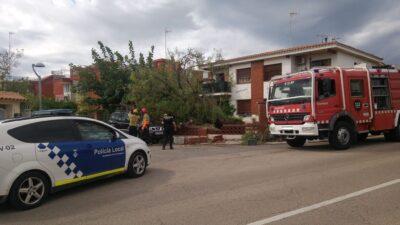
[267,66,400,149]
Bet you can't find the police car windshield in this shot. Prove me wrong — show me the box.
[269,78,312,101]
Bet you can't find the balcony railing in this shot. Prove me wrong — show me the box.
[202,81,231,94]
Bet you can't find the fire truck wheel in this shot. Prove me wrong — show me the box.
[329,121,354,150]
[384,123,400,142]
[286,137,306,147]
[384,132,395,141]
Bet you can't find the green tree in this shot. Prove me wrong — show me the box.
[0,49,23,90]
[27,97,77,111]
[74,41,137,116]
[2,77,32,94]
[128,48,234,124]
[76,41,235,123]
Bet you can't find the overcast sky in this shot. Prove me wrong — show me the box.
[1,0,399,78]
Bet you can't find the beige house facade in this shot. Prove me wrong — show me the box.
[0,91,26,120]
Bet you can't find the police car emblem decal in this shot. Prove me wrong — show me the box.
[39,143,83,178]
[37,143,47,152]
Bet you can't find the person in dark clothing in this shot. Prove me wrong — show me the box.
[214,118,223,129]
[162,113,176,150]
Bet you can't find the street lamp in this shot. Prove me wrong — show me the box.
[32,63,45,110]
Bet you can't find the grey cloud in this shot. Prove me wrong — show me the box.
[1,0,399,78]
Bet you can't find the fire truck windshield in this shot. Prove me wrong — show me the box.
[269,78,312,103]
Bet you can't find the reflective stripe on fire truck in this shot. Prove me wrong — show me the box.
[364,68,374,120]
[272,109,301,114]
[310,70,316,118]
[336,67,346,111]
[374,110,397,114]
[356,120,372,124]
[395,110,400,127]
[317,119,372,124]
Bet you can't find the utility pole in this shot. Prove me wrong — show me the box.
[289,10,298,44]
[32,63,45,110]
[164,28,171,59]
[8,32,14,79]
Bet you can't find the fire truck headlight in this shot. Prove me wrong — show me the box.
[270,116,275,122]
[302,126,315,132]
[303,115,311,122]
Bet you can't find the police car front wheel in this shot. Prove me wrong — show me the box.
[127,152,147,178]
[9,171,50,210]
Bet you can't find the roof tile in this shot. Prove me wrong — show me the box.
[0,91,26,101]
[218,41,382,65]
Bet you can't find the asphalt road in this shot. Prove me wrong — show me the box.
[1,137,400,225]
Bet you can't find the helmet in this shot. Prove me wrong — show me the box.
[141,108,147,113]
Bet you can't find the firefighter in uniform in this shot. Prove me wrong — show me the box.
[128,107,139,137]
[140,108,150,143]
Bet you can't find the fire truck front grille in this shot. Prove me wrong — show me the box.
[272,113,306,121]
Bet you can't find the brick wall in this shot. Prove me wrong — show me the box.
[40,77,55,98]
[250,61,265,115]
[177,125,246,135]
[33,75,72,100]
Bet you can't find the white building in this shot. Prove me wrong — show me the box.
[202,41,384,122]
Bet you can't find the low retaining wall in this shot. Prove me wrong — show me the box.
[174,134,242,145]
[176,124,248,136]
[173,123,265,145]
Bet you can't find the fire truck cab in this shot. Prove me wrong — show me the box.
[268,66,400,150]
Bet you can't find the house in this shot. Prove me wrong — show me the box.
[0,91,26,120]
[32,74,72,101]
[201,41,384,122]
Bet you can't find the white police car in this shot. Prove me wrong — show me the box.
[0,116,151,210]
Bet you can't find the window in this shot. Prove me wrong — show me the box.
[216,73,225,82]
[63,84,71,93]
[236,100,251,116]
[236,68,251,84]
[317,78,336,99]
[310,59,331,67]
[75,120,115,141]
[110,112,122,121]
[7,120,79,143]
[270,79,312,100]
[350,80,364,97]
[120,112,129,123]
[110,112,129,123]
[264,63,282,81]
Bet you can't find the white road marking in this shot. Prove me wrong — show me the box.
[247,178,400,225]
